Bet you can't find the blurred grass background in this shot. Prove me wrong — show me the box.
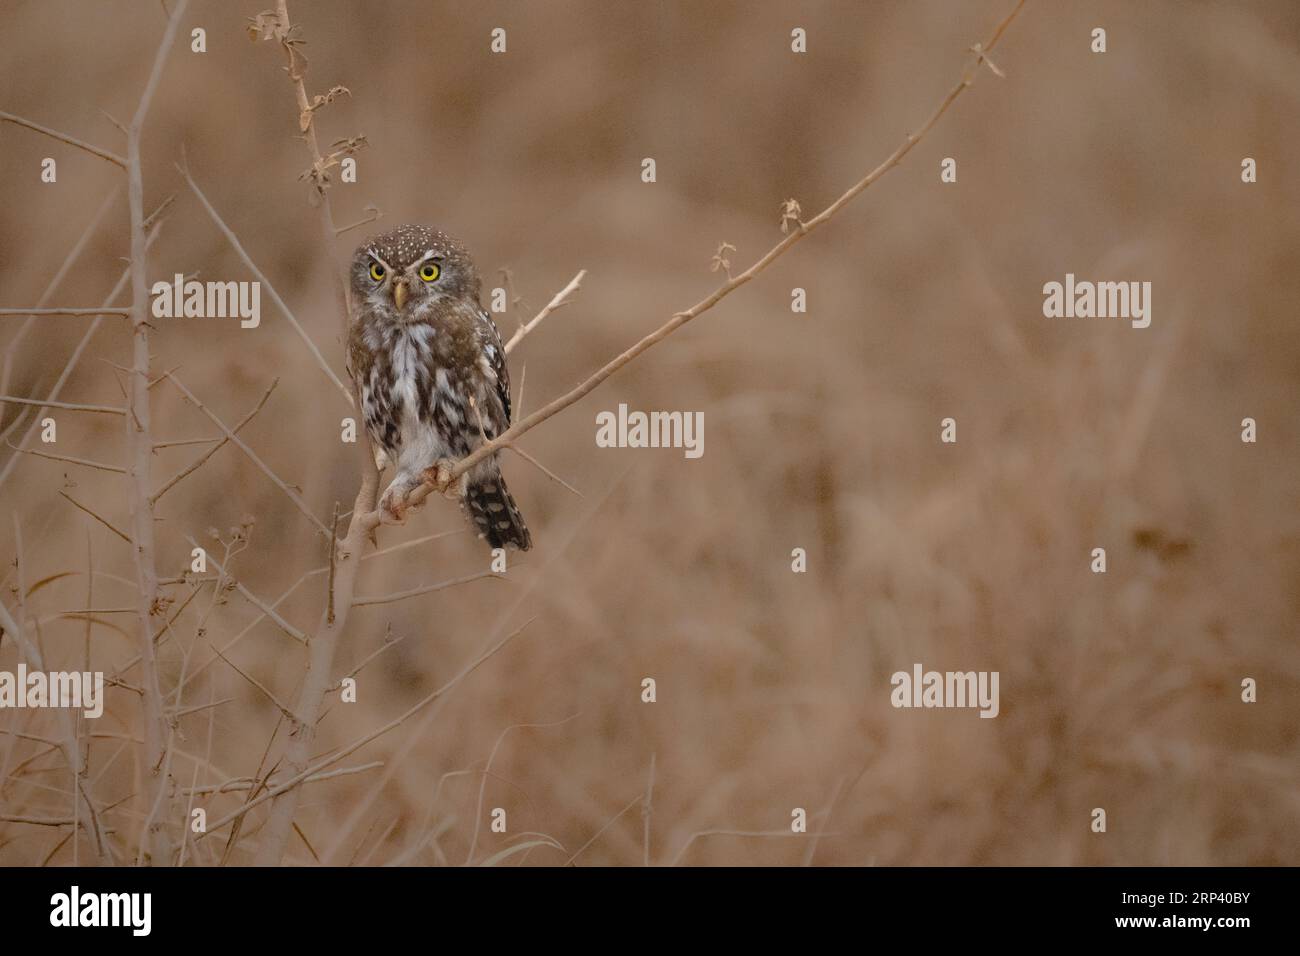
[1,0,1297,865]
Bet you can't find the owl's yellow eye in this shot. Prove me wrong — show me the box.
[418,263,440,282]
[369,262,385,282]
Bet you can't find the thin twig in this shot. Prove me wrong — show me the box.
[177,163,353,404]
[334,206,381,237]
[0,110,126,167]
[205,617,536,844]
[503,270,586,354]
[350,570,503,608]
[643,752,656,866]
[183,535,308,643]
[264,0,352,330]
[326,501,340,624]
[0,396,124,415]
[563,795,643,867]
[211,648,303,723]
[0,189,119,420]
[506,443,582,498]
[6,443,125,474]
[176,684,217,867]
[183,761,382,795]
[0,308,131,317]
[0,200,168,493]
[163,372,330,536]
[151,379,278,503]
[152,436,223,449]
[58,492,131,543]
[330,628,408,687]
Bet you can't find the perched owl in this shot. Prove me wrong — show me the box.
[346,224,532,551]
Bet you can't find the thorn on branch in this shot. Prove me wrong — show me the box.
[710,241,737,280]
[503,270,585,355]
[779,199,804,234]
[335,204,382,237]
[98,109,128,135]
[142,194,176,233]
[964,42,1006,82]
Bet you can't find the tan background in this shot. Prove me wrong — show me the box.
[1,0,1297,865]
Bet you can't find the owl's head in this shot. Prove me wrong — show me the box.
[350,224,481,323]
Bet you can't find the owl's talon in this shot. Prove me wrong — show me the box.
[420,459,459,499]
[378,488,408,524]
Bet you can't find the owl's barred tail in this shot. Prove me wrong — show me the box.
[463,475,532,551]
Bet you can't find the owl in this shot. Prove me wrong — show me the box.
[346,224,532,551]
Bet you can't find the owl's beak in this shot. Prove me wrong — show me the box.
[392,280,408,311]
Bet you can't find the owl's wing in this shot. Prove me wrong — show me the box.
[344,320,369,387]
[478,308,512,427]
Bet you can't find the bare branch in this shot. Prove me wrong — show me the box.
[0,189,119,420]
[255,0,353,331]
[562,794,643,867]
[643,752,656,866]
[245,448,380,862]
[0,396,124,415]
[6,442,125,474]
[330,628,408,687]
[335,205,381,237]
[0,199,168,493]
[125,0,190,868]
[152,436,223,449]
[184,761,382,796]
[177,164,353,404]
[350,570,503,609]
[0,812,97,828]
[326,501,340,624]
[503,270,586,355]
[150,379,278,503]
[355,0,1030,532]
[173,530,457,697]
[184,535,307,643]
[163,372,330,536]
[58,491,131,543]
[505,443,582,498]
[204,617,536,844]
[211,648,303,724]
[0,308,130,317]
[173,697,234,719]
[0,110,126,168]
